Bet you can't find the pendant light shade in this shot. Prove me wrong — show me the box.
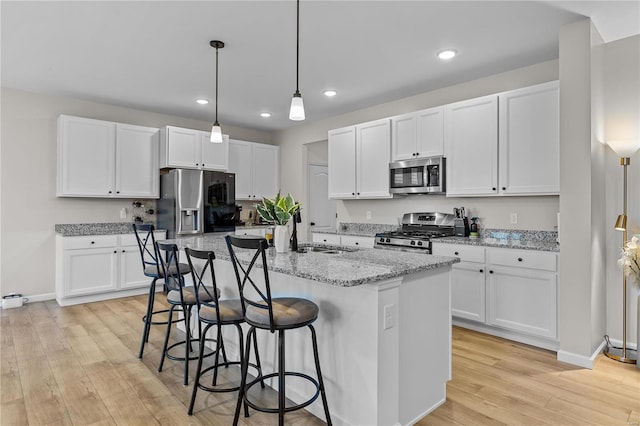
[289,0,305,121]
[289,91,305,121]
[210,40,225,143]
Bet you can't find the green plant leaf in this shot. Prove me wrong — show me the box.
[275,209,291,225]
[256,204,274,223]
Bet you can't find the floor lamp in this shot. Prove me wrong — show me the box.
[605,139,640,364]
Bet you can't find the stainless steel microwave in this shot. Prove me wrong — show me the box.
[389,156,446,194]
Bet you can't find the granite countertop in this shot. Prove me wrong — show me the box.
[55,222,156,236]
[434,236,559,252]
[168,233,459,287]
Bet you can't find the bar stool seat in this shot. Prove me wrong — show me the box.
[199,300,244,323]
[167,286,216,305]
[245,298,318,328]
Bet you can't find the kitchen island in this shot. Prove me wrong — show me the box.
[169,233,458,426]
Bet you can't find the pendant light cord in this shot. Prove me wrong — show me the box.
[215,45,219,125]
[295,0,300,95]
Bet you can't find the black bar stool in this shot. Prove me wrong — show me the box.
[225,235,332,426]
[184,247,265,416]
[132,223,191,359]
[156,242,217,385]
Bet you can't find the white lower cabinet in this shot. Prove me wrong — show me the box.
[235,227,269,237]
[56,231,166,306]
[486,248,557,339]
[311,233,374,248]
[432,243,557,346]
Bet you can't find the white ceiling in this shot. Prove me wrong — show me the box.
[2,1,639,132]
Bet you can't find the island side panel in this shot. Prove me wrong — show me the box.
[399,266,452,425]
[212,258,388,426]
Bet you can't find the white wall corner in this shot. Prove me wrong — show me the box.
[556,339,606,369]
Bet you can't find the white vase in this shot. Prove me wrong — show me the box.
[274,225,290,253]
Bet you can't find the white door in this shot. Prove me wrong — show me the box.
[64,248,119,297]
[228,140,253,200]
[391,113,417,161]
[58,115,115,197]
[328,126,357,199]
[416,106,444,158]
[357,119,392,198]
[445,95,498,196]
[252,144,280,199]
[115,124,159,198]
[166,126,200,168]
[307,164,336,235]
[201,133,229,171]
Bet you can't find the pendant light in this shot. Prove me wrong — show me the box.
[210,40,224,143]
[289,0,305,121]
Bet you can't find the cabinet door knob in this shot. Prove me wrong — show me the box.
[416,152,419,156]
[202,164,205,167]
[479,269,484,273]
[454,251,459,255]
[357,192,360,195]
[196,163,199,166]
[502,187,506,191]
[355,242,359,245]
[122,250,125,253]
[492,187,496,191]
[489,270,494,274]
[116,191,120,194]
[91,241,95,244]
[352,192,355,196]
[323,239,327,242]
[517,257,523,262]
[113,250,117,254]
[108,190,112,194]
[310,222,316,226]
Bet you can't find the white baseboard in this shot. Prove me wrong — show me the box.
[24,293,56,303]
[557,339,607,369]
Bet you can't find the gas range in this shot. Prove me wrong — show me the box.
[375,212,456,253]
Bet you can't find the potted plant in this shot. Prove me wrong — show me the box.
[256,193,301,253]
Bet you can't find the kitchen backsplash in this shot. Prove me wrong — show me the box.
[339,222,398,235]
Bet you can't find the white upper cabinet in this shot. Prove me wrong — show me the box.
[57,115,159,198]
[498,81,559,195]
[228,139,279,200]
[328,126,357,199]
[391,106,444,161]
[357,119,392,198]
[160,125,229,171]
[328,119,391,199]
[115,124,159,198]
[445,95,499,197]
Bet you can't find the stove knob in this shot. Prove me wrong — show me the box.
[417,241,423,246]
[385,238,390,243]
[410,241,416,246]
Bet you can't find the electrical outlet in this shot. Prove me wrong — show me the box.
[366,211,372,220]
[120,208,127,219]
[383,304,394,330]
[510,213,518,224]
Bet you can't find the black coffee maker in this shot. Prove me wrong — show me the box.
[453,207,470,237]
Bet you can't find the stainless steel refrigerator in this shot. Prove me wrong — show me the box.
[157,169,236,238]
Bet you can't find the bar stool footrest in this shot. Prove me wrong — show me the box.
[142,307,185,326]
[243,372,320,414]
[196,361,263,393]
[166,338,217,362]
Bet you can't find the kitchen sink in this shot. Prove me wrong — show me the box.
[296,246,355,254]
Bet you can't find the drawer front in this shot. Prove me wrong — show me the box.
[235,228,268,237]
[312,233,341,245]
[340,235,374,248]
[487,248,556,271]
[63,235,118,250]
[120,231,166,247]
[432,243,485,263]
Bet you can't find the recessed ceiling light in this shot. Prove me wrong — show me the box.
[195,98,209,105]
[260,112,272,118]
[437,49,457,60]
[323,90,337,97]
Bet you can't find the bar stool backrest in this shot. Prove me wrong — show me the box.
[133,223,161,277]
[225,235,275,332]
[156,242,189,305]
[184,248,221,318]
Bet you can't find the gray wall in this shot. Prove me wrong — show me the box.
[0,88,272,298]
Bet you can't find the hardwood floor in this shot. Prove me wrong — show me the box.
[1,296,638,425]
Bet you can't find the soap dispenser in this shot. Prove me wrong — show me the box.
[469,217,479,239]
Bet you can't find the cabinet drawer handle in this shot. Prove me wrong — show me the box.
[352,192,355,196]
[323,239,327,242]
[416,152,419,156]
[91,241,95,244]
[122,250,125,253]
[108,190,112,194]
[196,163,199,166]
[492,187,496,191]
[502,187,506,191]
[355,242,359,245]
[116,191,120,194]
[479,269,484,273]
[489,270,494,274]
[517,257,523,262]
[454,251,459,255]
